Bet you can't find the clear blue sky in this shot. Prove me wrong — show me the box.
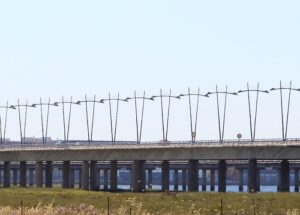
[0,1,299,141]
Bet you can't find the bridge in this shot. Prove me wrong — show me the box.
[0,82,300,192]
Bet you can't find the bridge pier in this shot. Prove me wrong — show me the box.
[218,160,226,192]
[90,161,98,191]
[147,169,153,190]
[182,169,187,191]
[161,160,169,191]
[174,169,179,191]
[36,161,43,187]
[70,168,75,188]
[188,160,198,192]
[295,169,299,192]
[210,169,215,191]
[13,169,18,186]
[29,169,34,186]
[257,168,261,192]
[202,169,207,191]
[110,161,118,192]
[62,161,70,188]
[20,161,27,187]
[239,169,244,192]
[248,159,258,192]
[81,161,89,190]
[104,169,108,190]
[280,160,290,192]
[78,169,82,188]
[45,161,52,188]
[4,161,10,187]
[132,160,145,192]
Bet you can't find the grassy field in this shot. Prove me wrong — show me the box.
[0,188,300,214]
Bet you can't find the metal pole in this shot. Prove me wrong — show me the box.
[45,98,51,144]
[160,89,165,141]
[90,95,96,142]
[17,100,23,144]
[193,88,200,142]
[62,97,66,142]
[3,101,9,144]
[216,86,222,142]
[139,91,146,143]
[221,86,228,142]
[188,88,194,142]
[253,83,260,141]
[23,100,28,143]
[0,114,2,144]
[279,81,285,140]
[134,91,139,144]
[247,83,253,141]
[165,89,172,141]
[85,95,90,142]
[67,96,73,142]
[113,93,120,142]
[40,98,45,144]
[285,81,292,140]
[109,93,114,142]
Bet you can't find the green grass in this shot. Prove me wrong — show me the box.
[0,187,300,214]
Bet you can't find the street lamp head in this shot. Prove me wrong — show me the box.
[99,99,105,103]
[205,92,212,96]
[150,96,155,100]
[264,90,270,93]
[231,92,238,96]
[75,101,81,105]
[270,88,277,91]
[31,104,37,108]
[9,105,16,110]
[53,102,59,106]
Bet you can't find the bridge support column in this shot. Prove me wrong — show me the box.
[78,169,82,188]
[248,159,258,192]
[147,169,153,190]
[132,160,145,192]
[36,161,43,187]
[20,161,27,187]
[280,160,290,192]
[13,169,18,186]
[104,169,108,190]
[29,169,34,187]
[62,161,70,188]
[90,161,98,191]
[110,161,118,192]
[70,168,75,188]
[202,169,207,191]
[210,169,215,191]
[182,169,187,191]
[295,169,299,192]
[218,160,226,192]
[81,161,89,190]
[174,169,179,191]
[4,161,10,187]
[239,169,244,192]
[257,168,261,192]
[45,161,52,188]
[188,160,199,192]
[161,160,169,191]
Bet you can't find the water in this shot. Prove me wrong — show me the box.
[117,185,296,192]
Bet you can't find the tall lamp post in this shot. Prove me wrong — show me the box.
[238,83,269,142]
[100,93,127,143]
[15,100,36,144]
[56,97,81,143]
[76,95,104,143]
[125,91,154,144]
[179,88,208,143]
[0,102,16,144]
[270,81,300,141]
[151,89,180,142]
[32,98,59,144]
[206,86,238,144]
